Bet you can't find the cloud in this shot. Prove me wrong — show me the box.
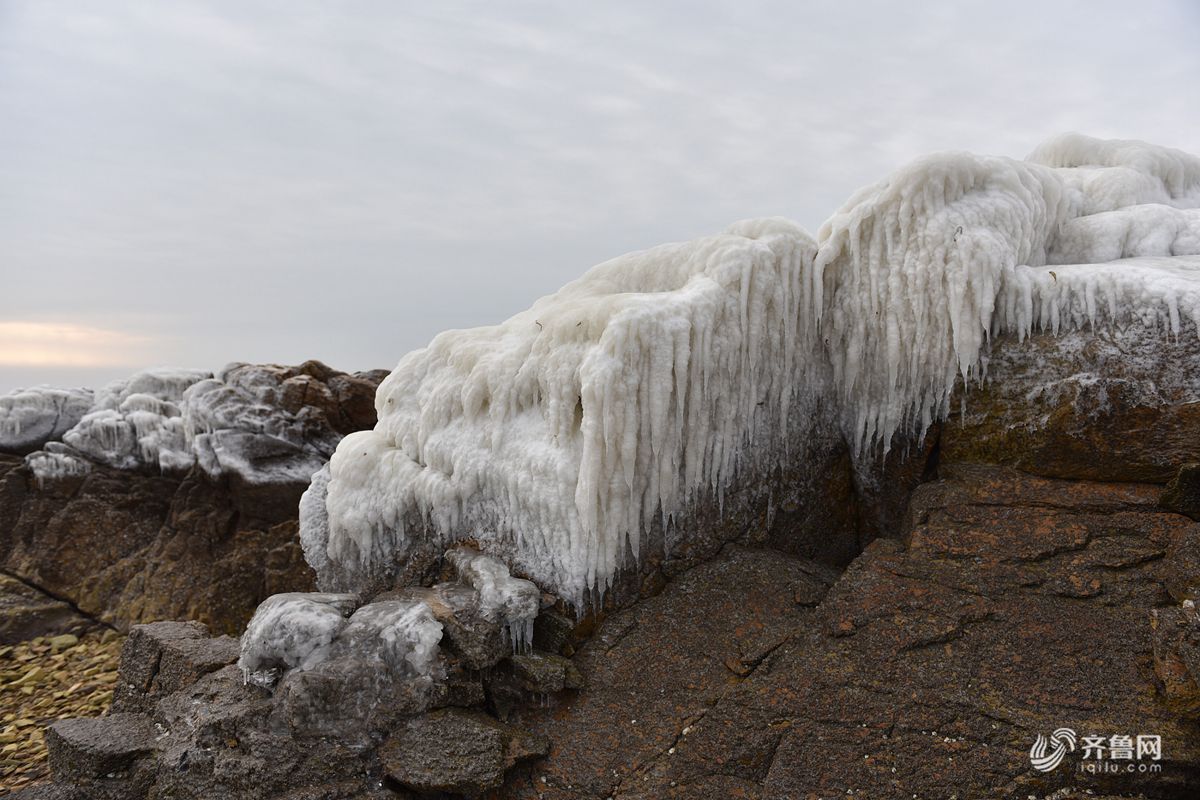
[0,1,1198,392]
[0,322,154,367]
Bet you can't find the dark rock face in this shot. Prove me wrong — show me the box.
[380,709,549,796]
[942,330,1200,483]
[0,572,96,644]
[1162,463,1200,522]
[503,468,1200,799]
[112,620,240,714]
[45,713,156,790]
[0,362,384,635]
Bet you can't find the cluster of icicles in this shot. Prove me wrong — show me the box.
[303,133,1200,610]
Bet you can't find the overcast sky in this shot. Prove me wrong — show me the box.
[2,1,1198,392]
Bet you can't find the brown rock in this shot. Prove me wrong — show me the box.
[941,329,1200,482]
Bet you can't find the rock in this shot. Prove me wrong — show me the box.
[504,467,1200,799]
[1163,463,1200,521]
[531,610,575,655]
[276,653,438,741]
[112,620,210,712]
[0,362,387,636]
[509,651,584,694]
[0,573,96,644]
[45,712,155,780]
[1152,603,1200,719]
[380,709,549,796]
[942,329,1200,482]
[1163,523,1200,603]
[505,546,835,798]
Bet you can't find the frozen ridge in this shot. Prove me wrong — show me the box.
[260,137,1200,608]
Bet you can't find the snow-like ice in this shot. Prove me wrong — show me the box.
[304,134,1200,610]
[62,368,211,471]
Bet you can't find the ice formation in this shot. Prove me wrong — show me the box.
[184,363,342,485]
[303,134,1200,609]
[447,547,540,653]
[61,368,212,471]
[238,592,359,687]
[337,600,443,676]
[14,362,360,486]
[238,592,444,688]
[0,387,94,455]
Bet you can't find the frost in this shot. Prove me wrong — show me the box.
[0,387,94,455]
[306,134,1200,610]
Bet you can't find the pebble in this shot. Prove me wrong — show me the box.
[0,629,124,790]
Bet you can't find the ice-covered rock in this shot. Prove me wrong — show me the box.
[13,361,384,489]
[0,386,93,455]
[306,134,1200,611]
[46,368,212,473]
[447,547,540,654]
[185,363,345,485]
[238,592,358,687]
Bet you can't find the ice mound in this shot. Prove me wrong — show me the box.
[315,218,820,606]
[816,134,1200,452]
[15,361,377,487]
[239,592,359,687]
[61,368,212,471]
[0,386,94,455]
[184,363,344,485]
[301,134,1200,610]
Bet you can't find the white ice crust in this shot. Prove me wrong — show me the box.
[238,591,443,687]
[308,134,1200,609]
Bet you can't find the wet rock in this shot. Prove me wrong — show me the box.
[45,712,155,780]
[380,708,549,796]
[1163,463,1200,521]
[942,330,1200,482]
[0,573,96,644]
[1152,603,1200,719]
[509,651,584,694]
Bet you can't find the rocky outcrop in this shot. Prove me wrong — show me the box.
[503,467,1200,799]
[0,361,385,635]
[0,573,96,644]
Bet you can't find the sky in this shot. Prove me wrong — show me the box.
[2,1,1198,392]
